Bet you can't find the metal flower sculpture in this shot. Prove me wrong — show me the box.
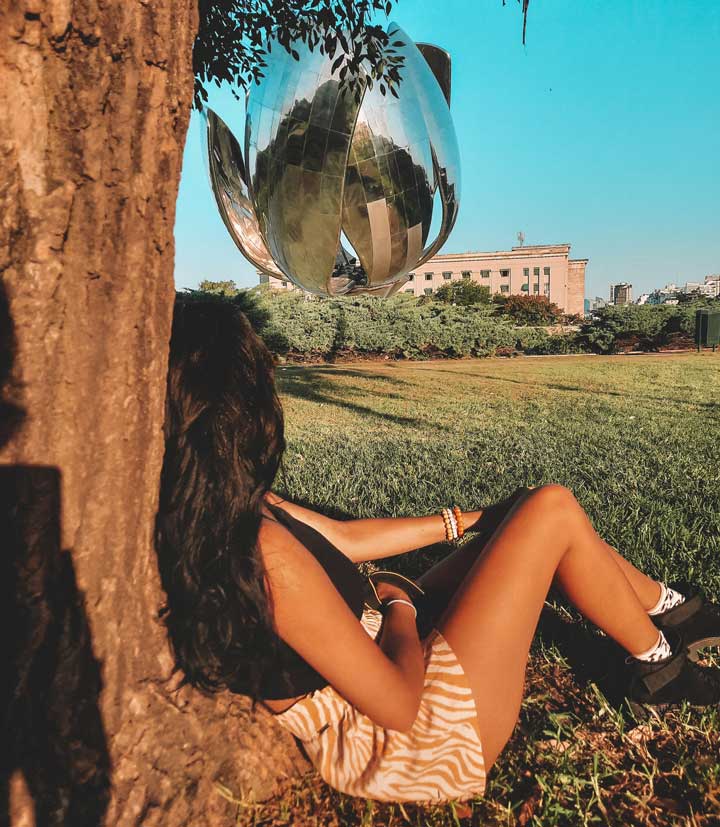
[202,23,460,297]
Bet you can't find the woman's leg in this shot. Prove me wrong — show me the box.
[416,542,486,624]
[418,520,663,619]
[602,543,663,609]
[435,484,663,770]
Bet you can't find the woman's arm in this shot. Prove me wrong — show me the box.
[261,517,425,731]
[265,491,482,563]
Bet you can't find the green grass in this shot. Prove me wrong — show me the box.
[240,353,720,826]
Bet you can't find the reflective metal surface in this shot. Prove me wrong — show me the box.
[202,23,461,297]
[204,110,282,277]
[416,44,451,106]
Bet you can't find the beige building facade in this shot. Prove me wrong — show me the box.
[261,243,587,316]
[405,244,586,315]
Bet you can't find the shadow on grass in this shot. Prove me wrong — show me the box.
[421,368,720,411]
[535,602,631,713]
[277,366,438,430]
[279,365,413,384]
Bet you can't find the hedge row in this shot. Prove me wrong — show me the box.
[184,288,550,358]
[257,290,553,358]
[183,286,718,359]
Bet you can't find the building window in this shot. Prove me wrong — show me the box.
[523,268,530,278]
[405,289,414,294]
[281,280,288,287]
[425,272,433,281]
[533,267,540,277]
[461,270,471,279]
[259,274,270,284]
[500,285,509,294]
[424,287,433,295]
[500,269,511,278]
[521,284,529,292]
[442,271,452,280]
[408,273,414,281]
[480,270,490,278]
[533,284,540,294]
[543,285,550,295]
[544,267,551,276]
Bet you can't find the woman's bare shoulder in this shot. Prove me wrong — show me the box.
[257,512,312,591]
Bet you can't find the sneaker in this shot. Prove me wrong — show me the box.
[651,583,720,662]
[626,629,720,716]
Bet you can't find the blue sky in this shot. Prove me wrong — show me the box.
[174,0,720,300]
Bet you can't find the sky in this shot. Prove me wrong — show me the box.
[174,0,720,301]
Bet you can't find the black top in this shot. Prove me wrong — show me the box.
[256,503,366,699]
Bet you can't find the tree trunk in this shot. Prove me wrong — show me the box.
[0,3,306,825]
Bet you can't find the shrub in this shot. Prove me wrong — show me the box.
[494,294,562,325]
[580,305,678,354]
[434,281,491,306]
[197,279,240,297]
[525,333,587,355]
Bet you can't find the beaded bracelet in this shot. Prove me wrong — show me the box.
[383,598,418,619]
[440,505,465,542]
[452,505,465,538]
[441,507,454,542]
[447,509,458,539]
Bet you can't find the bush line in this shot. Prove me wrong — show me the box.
[181,285,719,360]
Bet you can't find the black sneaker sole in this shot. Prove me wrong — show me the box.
[686,636,720,662]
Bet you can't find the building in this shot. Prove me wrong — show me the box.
[590,296,608,312]
[260,242,587,316]
[704,274,720,297]
[610,282,632,306]
[639,275,719,306]
[402,244,586,315]
[645,283,678,305]
[684,275,720,298]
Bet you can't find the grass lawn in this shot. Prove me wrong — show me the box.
[244,353,720,826]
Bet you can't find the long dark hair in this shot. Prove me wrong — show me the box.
[156,297,285,698]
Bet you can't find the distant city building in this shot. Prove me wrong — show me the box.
[704,274,720,296]
[260,243,587,316]
[584,298,591,315]
[639,275,719,305]
[645,283,678,305]
[610,282,632,306]
[685,274,720,297]
[636,293,650,305]
[590,296,607,312]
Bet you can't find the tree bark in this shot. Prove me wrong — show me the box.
[0,3,306,825]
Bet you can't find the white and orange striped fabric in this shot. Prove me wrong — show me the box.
[273,608,486,803]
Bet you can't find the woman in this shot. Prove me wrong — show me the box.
[157,299,720,804]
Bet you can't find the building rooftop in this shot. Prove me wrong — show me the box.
[427,244,576,261]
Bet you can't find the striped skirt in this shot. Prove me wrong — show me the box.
[273,609,486,803]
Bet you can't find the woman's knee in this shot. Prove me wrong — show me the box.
[528,483,578,512]
[522,484,583,538]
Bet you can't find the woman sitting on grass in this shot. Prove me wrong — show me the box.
[156,299,720,804]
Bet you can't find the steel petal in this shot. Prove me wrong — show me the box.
[203,109,281,277]
[246,40,366,294]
